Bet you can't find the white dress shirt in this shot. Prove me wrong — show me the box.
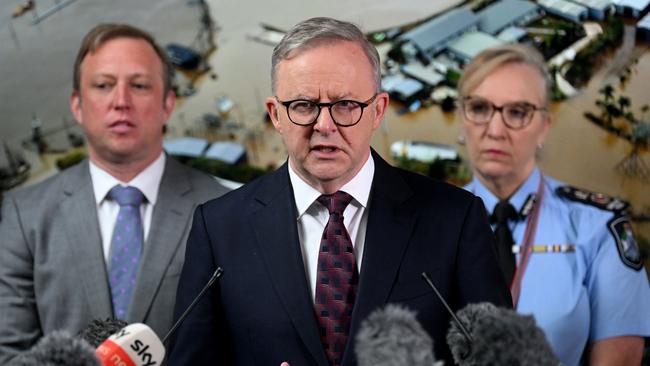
[89,152,166,264]
[288,153,374,301]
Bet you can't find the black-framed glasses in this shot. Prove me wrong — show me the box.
[461,96,546,130]
[275,94,378,127]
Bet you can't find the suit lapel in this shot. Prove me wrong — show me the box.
[129,158,194,322]
[342,152,417,366]
[60,162,113,320]
[250,164,329,366]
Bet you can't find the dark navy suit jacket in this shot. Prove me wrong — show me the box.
[168,152,511,365]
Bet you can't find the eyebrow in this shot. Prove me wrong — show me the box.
[287,92,356,102]
[467,96,538,106]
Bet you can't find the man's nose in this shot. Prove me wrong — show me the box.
[112,83,132,110]
[313,106,337,133]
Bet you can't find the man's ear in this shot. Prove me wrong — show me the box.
[70,90,83,125]
[162,90,176,121]
[265,97,283,133]
[371,92,389,130]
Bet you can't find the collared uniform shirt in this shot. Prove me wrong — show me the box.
[466,167,650,366]
[288,154,374,301]
[89,152,166,263]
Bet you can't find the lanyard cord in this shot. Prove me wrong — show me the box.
[510,175,545,308]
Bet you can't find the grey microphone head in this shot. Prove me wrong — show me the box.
[355,304,436,366]
[77,318,129,347]
[447,302,560,366]
[12,331,101,366]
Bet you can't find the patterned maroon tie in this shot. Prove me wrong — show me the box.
[314,191,358,366]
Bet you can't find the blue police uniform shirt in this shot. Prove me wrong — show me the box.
[466,167,650,366]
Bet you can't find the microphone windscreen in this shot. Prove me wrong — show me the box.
[77,319,129,348]
[355,304,436,366]
[95,323,165,366]
[12,331,100,366]
[447,302,560,366]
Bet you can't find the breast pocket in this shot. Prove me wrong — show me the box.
[388,269,441,303]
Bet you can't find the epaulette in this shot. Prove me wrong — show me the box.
[555,185,629,213]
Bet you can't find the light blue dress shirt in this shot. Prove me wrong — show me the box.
[466,167,650,366]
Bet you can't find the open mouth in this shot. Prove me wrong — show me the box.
[313,146,338,153]
[109,120,135,132]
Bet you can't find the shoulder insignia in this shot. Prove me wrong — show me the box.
[555,185,629,213]
[608,216,643,271]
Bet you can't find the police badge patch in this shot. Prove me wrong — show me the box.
[608,216,643,271]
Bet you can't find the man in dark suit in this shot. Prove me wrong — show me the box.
[0,24,228,363]
[169,17,510,366]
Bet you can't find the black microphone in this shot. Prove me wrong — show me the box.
[11,331,100,366]
[447,302,560,366]
[355,304,438,366]
[162,266,223,344]
[421,272,473,347]
[77,319,129,348]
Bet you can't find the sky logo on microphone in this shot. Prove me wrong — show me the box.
[96,323,165,366]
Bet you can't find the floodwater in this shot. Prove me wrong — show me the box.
[1,0,649,237]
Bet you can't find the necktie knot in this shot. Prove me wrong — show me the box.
[108,186,145,207]
[492,201,518,225]
[317,191,353,216]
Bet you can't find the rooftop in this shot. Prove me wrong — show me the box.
[538,0,589,17]
[400,7,478,52]
[476,0,539,34]
[447,31,505,60]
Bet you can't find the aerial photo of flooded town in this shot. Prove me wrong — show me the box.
[1,0,650,255]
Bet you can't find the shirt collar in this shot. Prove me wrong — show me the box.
[288,153,375,218]
[469,167,541,216]
[89,152,166,205]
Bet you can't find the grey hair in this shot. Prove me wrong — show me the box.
[458,43,552,107]
[271,17,381,94]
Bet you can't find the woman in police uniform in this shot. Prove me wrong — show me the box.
[460,44,650,366]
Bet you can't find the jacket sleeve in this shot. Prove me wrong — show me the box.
[0,194,42,364]
[167,204,234,365]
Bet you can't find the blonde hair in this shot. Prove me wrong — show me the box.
[457,44,551,107]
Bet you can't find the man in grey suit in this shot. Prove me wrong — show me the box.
[0,23,228,363]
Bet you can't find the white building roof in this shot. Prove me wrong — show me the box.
[163,137,209,158]
[204,141,246,165]
[401,63,445,86]
[639,12,650,29]
[569,0,613,11]
[447,31,505,60]
[390,141,459,163]
[497,26,528,42]
[612,0,650,11]
[538,0,589,17]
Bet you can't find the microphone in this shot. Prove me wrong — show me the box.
[95,323,164,366]
[12,331,100,366]
[355,304,439,366]
[162,266,223,344]
[447,302,560,366]
[77,319,129,348]
[421,272,473,348]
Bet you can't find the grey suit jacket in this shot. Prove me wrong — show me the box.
[0,157,229,363]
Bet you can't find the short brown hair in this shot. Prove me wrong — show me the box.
[458,44,551,107]
[73,23,173,95]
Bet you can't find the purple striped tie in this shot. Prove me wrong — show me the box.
[314,191,358,366]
